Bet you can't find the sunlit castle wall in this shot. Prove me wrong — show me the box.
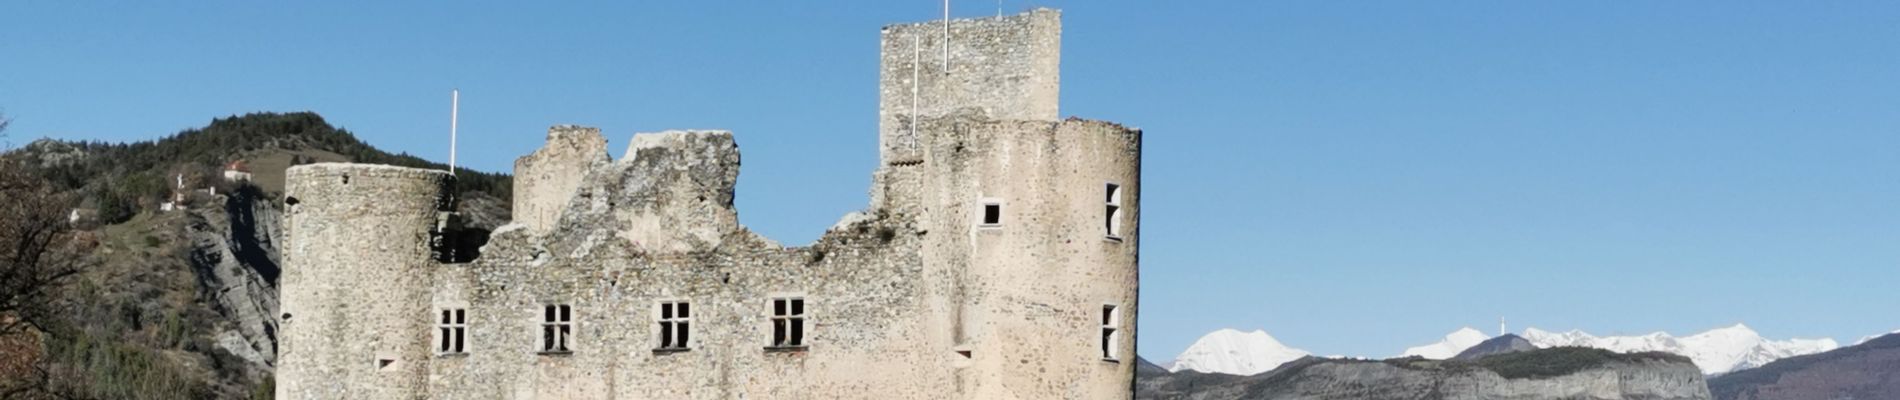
[278,164,456,399]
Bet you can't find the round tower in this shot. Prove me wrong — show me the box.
[278,163,454,399]
[907,114,1142,399]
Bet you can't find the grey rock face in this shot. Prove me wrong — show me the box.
[184,186,283,370]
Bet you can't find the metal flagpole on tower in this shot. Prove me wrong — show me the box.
[450,89,459,176]
[942,0,950,72]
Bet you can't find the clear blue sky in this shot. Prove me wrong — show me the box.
[4,1,1897,360]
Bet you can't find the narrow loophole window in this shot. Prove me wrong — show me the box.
[1105,183,1123,238]
[1100,304,1121,361]
[979,199,1003,227]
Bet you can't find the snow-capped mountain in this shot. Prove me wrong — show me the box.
[1166,329,1311,376]
[1522,324,1839,375]
[1856,330,1900,346]
[1400,327,1491,359]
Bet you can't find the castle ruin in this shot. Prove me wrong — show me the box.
[278,9,1141,399]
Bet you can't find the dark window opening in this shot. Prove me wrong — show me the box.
[981,202,1002,226]
[541,304,572,353]
[1101,304,1120,360]
[657,301,691,351]
[1105,183,1123,238]
[769,297,807,349]
[436,308,467,355]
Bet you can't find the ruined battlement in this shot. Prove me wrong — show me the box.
[513,126,611,235]
[281,8,1139,400]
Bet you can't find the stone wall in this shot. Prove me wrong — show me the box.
[281,8,1142,400]
[278,164,455,399]
[514,126,611,236]
[878,8,1061,165]
[425,130,954,399]
[907,113,1142,399]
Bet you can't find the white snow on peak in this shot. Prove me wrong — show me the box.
[1521,323,1839,375]
[1400,327,1491,360]
[1855,330,1900,346]
[1167,329,1311,376]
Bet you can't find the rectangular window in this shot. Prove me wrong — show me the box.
[656,300,691,351]
[979,199,1003,227]
[1101,304,1121,361]
[1105,183,1123,239]
[436,308,467,355]
[769,297,807,349]
[541,304,572,353]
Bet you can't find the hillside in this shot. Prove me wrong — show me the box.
[0,112,511,398]
[8,112,511,224]
[1708,333,1900,400]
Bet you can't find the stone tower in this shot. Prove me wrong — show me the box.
[278,164,456,399]
[875,9,1142,399]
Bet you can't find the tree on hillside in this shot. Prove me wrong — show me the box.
[0,159,85,398]
[0,163,82,337]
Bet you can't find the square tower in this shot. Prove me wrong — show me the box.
[877,8,1061,165]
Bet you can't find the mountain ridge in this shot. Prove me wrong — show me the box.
[1165,324,1846,377]
[1708,333,1900,400]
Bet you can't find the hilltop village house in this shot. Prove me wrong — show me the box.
[278,9,1142,399]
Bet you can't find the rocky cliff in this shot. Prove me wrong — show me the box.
[1139,348,1712,400]
[183,186,283,370]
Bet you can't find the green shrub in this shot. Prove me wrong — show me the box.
[1475,347,1687,379]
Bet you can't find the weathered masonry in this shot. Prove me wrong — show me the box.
[278,8,1141,400]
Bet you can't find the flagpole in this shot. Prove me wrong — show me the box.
[450,89,459,175]
[942,0,950,72]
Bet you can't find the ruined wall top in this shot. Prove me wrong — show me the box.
[512,125,611,235]
[878,8,1061,165]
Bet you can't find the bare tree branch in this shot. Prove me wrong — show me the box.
[0,163,83,337]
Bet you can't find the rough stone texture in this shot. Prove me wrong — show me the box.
[514,126,612,236]
[1138,355,1713,400]
[281,8,1141,400]
[879,8,1060,165]
[278,164,456,399]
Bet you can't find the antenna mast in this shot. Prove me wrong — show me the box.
[450,89,459,175]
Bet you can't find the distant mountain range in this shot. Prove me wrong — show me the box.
[1523,324,1838,375]
[1164,324,1854,377]
[1139,347,1711,400]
